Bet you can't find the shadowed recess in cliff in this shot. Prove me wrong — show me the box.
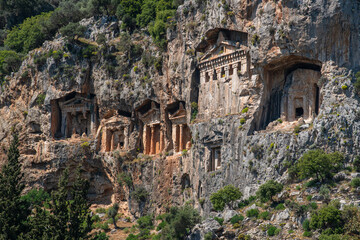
[50,92,99,139]
[253,56,322,131]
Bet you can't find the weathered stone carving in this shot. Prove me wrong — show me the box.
[168,102,191,153]
[98,116,133,152]
[51,92,98,138]
[282,69,321,122]
[138,101,164,155]
[196,29,251,119]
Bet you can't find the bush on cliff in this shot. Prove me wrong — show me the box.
[210,185,242,211]
[291,149,344,182]
[256,180,283,203]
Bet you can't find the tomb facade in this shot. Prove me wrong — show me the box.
[138,101,164,155]
[168,102,191,153]
[196,29,251,119]
[99,115,133,152]
[51,92,98,138]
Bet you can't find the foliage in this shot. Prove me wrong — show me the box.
[21,188,50,207]
[118,172,133,188]
[0,132,30,239]
[191,102,198,122]
[24,167,93,239]
[353,156,360,172]
[5,12,52,53]
[157,204,201,239]
[310,205,344,234]
[131,186,149,203]
[210,185,242,211]
[354,71,360,95]
[0,50,23,79]
[293,149,344,182]
[259,211,271,220]
[230,214,244,224]
[214,217,224,225]
[60,22,86,39]
[36,93,46,106]
[342,205,360,235]
[238,195,256,208]
[303,219,310,231]
[92,232,109,240]
[267,225,280,236]
[256,180,283,203]
[107,203,119,229]
[275,203,285,210]
[246,208,259,218]
[350,178,360,188]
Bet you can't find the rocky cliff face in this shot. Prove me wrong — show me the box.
[0,0,359,227]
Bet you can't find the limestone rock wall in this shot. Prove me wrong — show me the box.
[0,0,359,217]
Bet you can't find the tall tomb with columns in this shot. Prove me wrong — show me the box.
[168,102,191,153]
[196,29,251,119]
[138,101,165,155]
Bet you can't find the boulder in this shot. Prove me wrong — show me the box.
[223,210,238,223]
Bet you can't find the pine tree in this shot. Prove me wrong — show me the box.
[0,132,30,239]
[48,168,70,239]
[68,167,92,239]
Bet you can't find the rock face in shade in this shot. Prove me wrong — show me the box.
[0,0,359,221]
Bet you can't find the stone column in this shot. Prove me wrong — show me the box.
[225,65,229,79]
[200,71,205,84]
[150,125,155,155]
[172,125,177,152]
[216,68,221,80]
[179,124,184,152]
[159,128,164,153]
[143,125,150,154]
[124,126,129,150]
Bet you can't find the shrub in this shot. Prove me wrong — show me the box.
[131,186,149,203]
[242,107,249,113]
[303,219,311,231]
[91,214,101,223]
[246,208,259,218]
[251,34,259,45]
[342,205,360,235]
[191,102,198,122]
[256,180,283,203]
[96,208,106,213]
[5,12,52,53]
[60,22,86,40]
[353,156,360,172]
[303,231,312,237]
[230,215,244,224]
[21,188,50,206]
[341,85,348,90]
[118,172,133,188]
[354,71,360,95]
[310,205,344,234]
[238,196,256,208]
[295,149,344,182]
[275,203,285,210]
[0,50,23,77]
[259,211,271,220]
[159,205,201,239]
[36,93,46,106]
[351,178,360,188]
[81,142,90,149]
[210,185,242,211]
[233,223,241,229]
[204,232,213,240]
[214,217,224,225]
[267,225,279,236]
[240,118,246,124]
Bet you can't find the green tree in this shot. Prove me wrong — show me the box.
[256,180,283,203]
[210,185,243,211]
[5,12,52,53]
[68,168,92,239]
[0,132,30,239]
[310,205,344,234]
[296,149,344,182]
[107,203,119,229]
[159,205,201,239]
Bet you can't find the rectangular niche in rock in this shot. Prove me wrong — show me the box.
[137,100,164,155]
[50,92,98,139]
[208,147,221,172]
[99,115,133,153]
[196,28,251,120]
[168,102,191,153]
